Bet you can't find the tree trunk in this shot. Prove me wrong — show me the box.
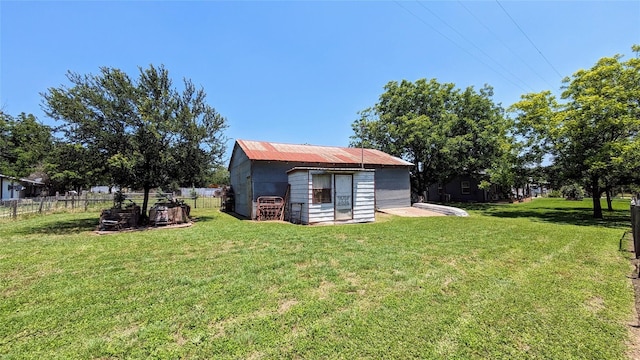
[591,177,603,219]
[606,188,613,211]
[141,186,151,223]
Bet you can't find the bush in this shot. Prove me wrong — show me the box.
[560,183,584,200]
[547,190,562,198]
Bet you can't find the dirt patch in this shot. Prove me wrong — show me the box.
[278,299,299,314]
[585,296,605,313]
[377,207,445,217]
[314,280,336,300]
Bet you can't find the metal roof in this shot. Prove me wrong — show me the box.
[235,140,413,167]
[0,174,45,185]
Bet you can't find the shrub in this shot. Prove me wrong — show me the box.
[560,183,585,200]
[547,189,562,198]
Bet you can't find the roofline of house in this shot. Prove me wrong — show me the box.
[0,173,45,185]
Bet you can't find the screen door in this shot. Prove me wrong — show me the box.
[334,174,353,221]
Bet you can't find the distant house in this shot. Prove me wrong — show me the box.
[0,174,45,200]
[424,176,486,203]
[425,175,514,203]
[228,140,413,224]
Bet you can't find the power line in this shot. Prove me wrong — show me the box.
[495,0,563,78]
[416,1,536,92]
[457,0,556,89]
[394,1,529,93]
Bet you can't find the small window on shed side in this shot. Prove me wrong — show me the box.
[312,174,332,204]
[461,181,471,195]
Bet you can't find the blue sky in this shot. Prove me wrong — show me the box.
[1,1,639,161]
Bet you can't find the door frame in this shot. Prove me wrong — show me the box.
[334,173,353,221]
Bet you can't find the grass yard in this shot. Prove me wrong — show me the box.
[0,198,635,359]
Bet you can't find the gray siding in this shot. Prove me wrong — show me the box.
[228,147,252,217]
[251,161,309,219]
[352,171,375,223]
[287,171,310,224]
[252,162,292,199]
[374,167,411,209]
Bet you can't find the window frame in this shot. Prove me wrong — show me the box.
[312,174,332,204]
[461,181,471,195]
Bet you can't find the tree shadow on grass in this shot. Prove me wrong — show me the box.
[192,215,217,223]
[19,212,226,236]
[17,217,100,236]
[454,202,630,229]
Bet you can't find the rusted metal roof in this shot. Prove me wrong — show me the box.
[236,140,413,166]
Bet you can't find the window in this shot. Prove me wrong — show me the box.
[461,181,471,195]
[312,174,332,203]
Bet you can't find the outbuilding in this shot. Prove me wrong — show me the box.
[228,140,413,224]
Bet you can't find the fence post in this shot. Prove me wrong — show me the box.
[633,203,640,259]
[12,200,17,219]
[39,198,44,213]
[84,193,89,212]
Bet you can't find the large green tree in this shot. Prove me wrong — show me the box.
[0,112,53,178]
[351,78,509,196]
[44,142,104,194]
[42,64,228,219]
[510,46,640,218]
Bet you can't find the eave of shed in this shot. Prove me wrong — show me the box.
[287,167,376,174]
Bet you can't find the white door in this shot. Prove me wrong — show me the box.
[335,174,353,221]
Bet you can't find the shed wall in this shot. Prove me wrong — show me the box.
[352,171,376,223]
[287,171,310,224]
[374,168,411,209]
[252,161,293,199]
[229,148,252,217]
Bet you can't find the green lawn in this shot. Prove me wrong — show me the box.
[0,198,634,359]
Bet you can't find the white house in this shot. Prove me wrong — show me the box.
[0,174,45,200]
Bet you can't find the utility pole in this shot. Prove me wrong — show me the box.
[360,119,365,169]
